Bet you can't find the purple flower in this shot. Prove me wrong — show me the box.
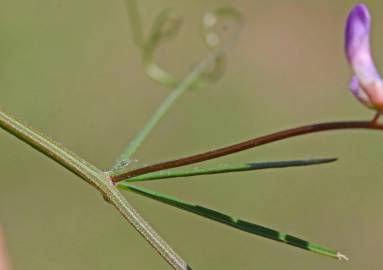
[345,3,383,110]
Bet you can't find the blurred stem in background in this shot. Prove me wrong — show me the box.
[123,0,145,48]
[0,227,11,270]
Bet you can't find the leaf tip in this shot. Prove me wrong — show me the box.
[337,252,349,261]
[323,157,338,163]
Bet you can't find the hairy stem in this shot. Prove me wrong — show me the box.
[112,120,383,182]
[0,109,191,270]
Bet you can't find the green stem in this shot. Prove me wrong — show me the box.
[0,109,191,270]
[113,77,192,169]
[116,158,337,182]
[120,184,348,260]
[113,40,237,169]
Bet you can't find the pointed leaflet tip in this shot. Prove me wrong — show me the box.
[121,184,342,260]
[337,252,350,261]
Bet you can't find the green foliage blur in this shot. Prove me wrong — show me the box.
[0,0,382,269]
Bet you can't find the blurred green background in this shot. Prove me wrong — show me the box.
[1,0,383,269]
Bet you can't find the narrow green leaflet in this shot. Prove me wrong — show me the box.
[115,158,337,182]
[118,184,348,260]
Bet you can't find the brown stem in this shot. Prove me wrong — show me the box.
[111,120,383,182]
[372,110,381,124]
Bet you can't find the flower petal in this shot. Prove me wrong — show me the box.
[345,4,383,108]
[349,76,373,107]
[346,4,376,83]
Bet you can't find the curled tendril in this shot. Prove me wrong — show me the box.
[143,9,183,87]
[196,7,243,88]
[127,2,243,90]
